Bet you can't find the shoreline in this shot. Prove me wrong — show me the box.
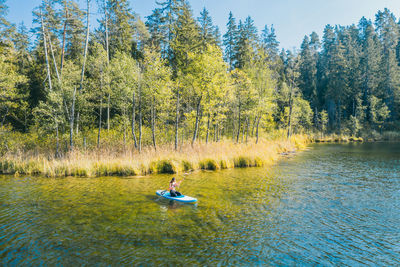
[0,135,310,178]
[1,134,397,178]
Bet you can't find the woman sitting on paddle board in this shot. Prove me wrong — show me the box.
[169,177,183,197]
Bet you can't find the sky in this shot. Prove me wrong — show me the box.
[5,0,400,49]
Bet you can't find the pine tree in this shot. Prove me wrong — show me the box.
[309,31,321,52]
[197,7,218,50]
[317,24,335,115]
[213,26,222,47]
[325,29,349,132]
[299,35,318,108]
[261,25,279,61]
[145,8,165,52]
[0,0,15,46]
[235,16,258,69]
[146,0,180,61]
[60,0,85,63]
[102,0,136,57]
[13,23,30,55]
[170,0,200,73]
[358,17,381,123]
[222,11,238,70]
[375,8,400,120]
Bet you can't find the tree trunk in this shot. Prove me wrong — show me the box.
[213,123,217,142]
[60,4,68,77]
[236,103,241,143]
[251,116,257,136]
[76,0,90,135]
[75,113,79,135]
[97,95,102,148]
[40,10,52,91]
[191,96,202,146]
[48,34,60,83]
[197,109,203,141]
[138,83,142,153]
[232,119,236,140]
[55,124,60,158]
[107,93,110,131]
[104,0,109,63]
[70,86,77,151]
[241,117,246,143]
[1,107,8,127]
[131,91,138,148]
[104,0,110,132]
[175,90,180,151]
[314,107,318,131]
[123,106,126,148]
[216,123,220,142]
[287,86,294,139]
[151,96,157,151]
[256,116,261,144]
[79,0,90,92]
[206,113,210,144]
[245,116,249,144]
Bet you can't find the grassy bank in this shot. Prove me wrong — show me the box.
[0,135,309,177]
[314,135,364,143]
[313,130,400,143]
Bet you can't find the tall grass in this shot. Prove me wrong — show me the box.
[312,134,364,143]
[0,134,310,177]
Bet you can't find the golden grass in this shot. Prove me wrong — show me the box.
[313,134,364,143]
[0,134,310,177]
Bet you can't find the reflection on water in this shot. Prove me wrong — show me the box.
[1,142,400,265]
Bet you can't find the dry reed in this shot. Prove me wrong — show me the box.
[0,135,310,177]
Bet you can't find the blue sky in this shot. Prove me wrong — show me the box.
[5,0,400,49]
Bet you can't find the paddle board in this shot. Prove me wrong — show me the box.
[156,190,197,203]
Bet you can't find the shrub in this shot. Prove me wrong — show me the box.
[182,160,193,171]
[149,160,177,174]
[199,159,219,170]
[219,160,228,169]
[234,156,251,168]
[254,157,264,167]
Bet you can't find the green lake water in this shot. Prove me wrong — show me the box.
[1,143,399,265]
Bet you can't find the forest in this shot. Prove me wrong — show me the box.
[1,0,400,160]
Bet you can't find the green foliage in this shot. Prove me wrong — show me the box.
[319,110,329,135]
[181,160,194,171]
[369,95,390,130]
[170,0,200,72]
[199,159,219,170]
[0,47,28,127]
[234,156,252,168]
[2,0,400,159]
[93,162,137,177]
[150,160,177,174]
[223,12,238,69]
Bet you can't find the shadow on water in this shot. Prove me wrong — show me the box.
[149,194,199,210]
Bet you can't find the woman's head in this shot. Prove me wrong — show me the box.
[170,177,175,183]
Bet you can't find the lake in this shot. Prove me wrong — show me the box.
[1,143,399,265]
